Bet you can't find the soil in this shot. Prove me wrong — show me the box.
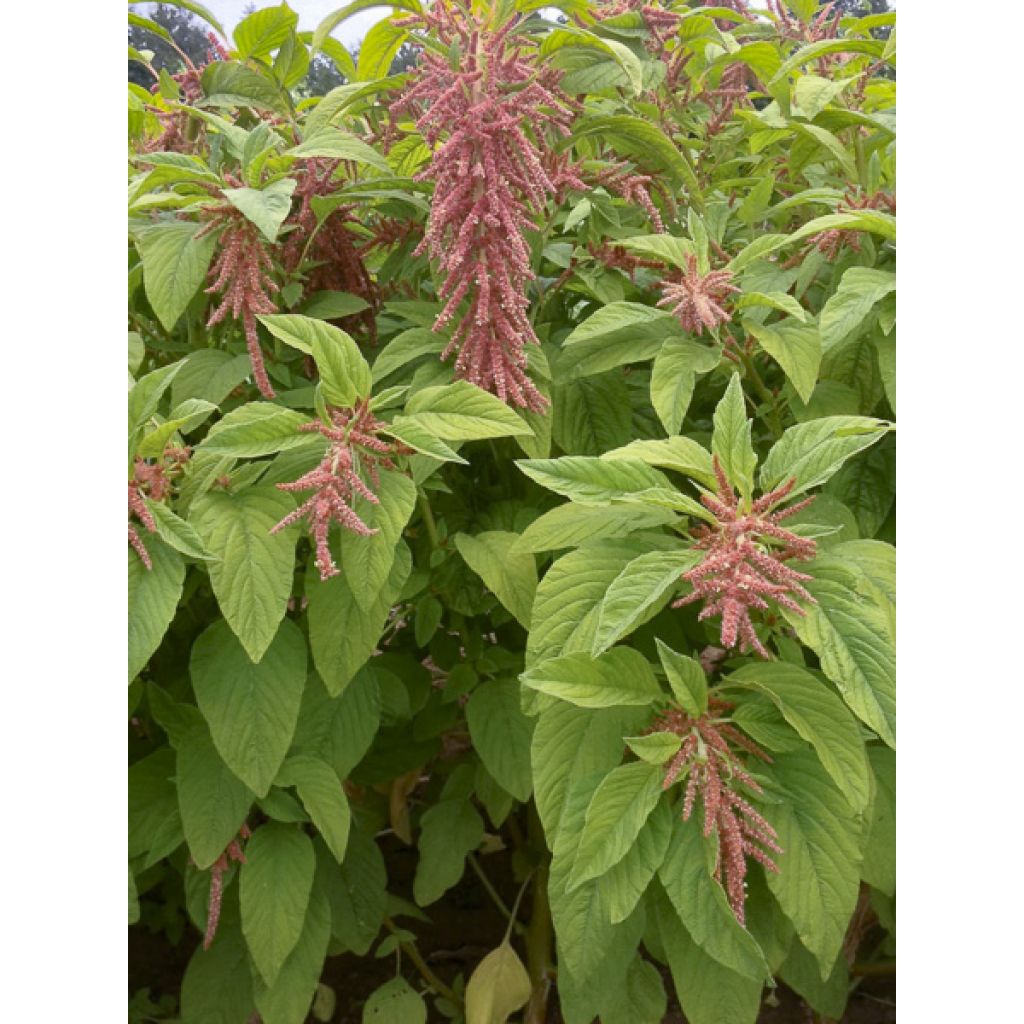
[130,836,895,1023]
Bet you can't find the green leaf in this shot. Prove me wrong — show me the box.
[278,756,351,862]
[362,977,426,1024]
[466,679,535,802]
[234,3,298,58]
[820,268,896,351]
[370,327,446,383]
[793,73,852,118]
[355,17,408,81]
[561,301,683,353]
[258,314,372,404]
[540,26,644,97]
[516,456,670,505]
[323,827,387,954]
[602,437,716,488]
[137,399,218,457]
[764,749,862,977]
[521,647,661,709]
[601,957,668,1024]
[222,179,298,243]
[192,487,299,662]
[513,503,676,554]
[726,662,870,812]
[552,372,632,454]
[760,415,889,497]
[413,799,484,906]
[572,115,694,189]
[287,129,392,172]
[180,907,255,1024]
[129,360,188,438]
[382,417,466,463]
[658,818,770,980]
[745,319,821,404]
[200,402,312,458]
[454,532,537,627]
[625,732,682,765]
[147,500,213,561]
[191,619,307,797]
[403,382,531,440]
[778,939,850,1021]
[779,556,895,745]
[596,799,674,923]
[712,374,757,500]
[241,823,316,985]
[861,746,895,897]
[593,549,700,656]
[253,882,331,1024]
[177,724,254,870]
[339,471,416,611]
[137,222,219,332]
[569,762,663,889]
[771,37,885,84]
[656,640,707,716]
[649,335,719,433]
[465,941,532,1024]
[655,892,764,1024]
[128,538,184,681]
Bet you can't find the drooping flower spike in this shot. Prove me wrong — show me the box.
[203,823,251,950]
[271,400,410,581]
[393,1,579,410]
[674,456,818,659]
[650,698,781,924]
[128,450,189,570]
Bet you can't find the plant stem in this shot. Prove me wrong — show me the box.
[467,852,525,936]
[418,493,441,549]
[739,350,784,439]
[383,918,462,1006]
[524,805,553,1024]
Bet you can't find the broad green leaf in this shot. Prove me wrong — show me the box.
[521,647,661,708]
[875,331,895,411]
[129,748,180,861]
[602,436,716,488]
[234,3,297,57]
[616,234,692,270]
[832,538,895,607]
[658,818,771,980]
[137,222,219,332]
[381,416,466,463]
[413,799,484,906]
[596,799,674,923]
[277,756,351,862]
[253,882,331,1024]
[323,827,387,954]
[258,314,372,404]
[129,360,187,438]
[778,938,850,1021]
[648,335,720,434]
[403,382,531,440]
[311,0,421,54]
[516,456,671,505]
[339,471,416,611]
[712,374,757,500]
[552,372,632,453]
[771,37,886,84]
[287,128,392,172]
[820,268,896,351]
[128,538,184,681]
[466,679,535,802]
[861,746,896,896]
[200,403,313,458]
[180,907,255,1024]
[764,750,862,977]
[241,823,316,985]
[601,957,668,1024]
[726,662,870,812]
[760,415,889,496]
[464,941,532,1024]
[222,179,297,243]
[561,301,683,351]
[532,701,642,842]
[794,73,852,118]
[569,762,663,889]
[572,115,694,188]
[362,977,426,1024]
[540,26,644,96]
[192,487,298,662]
[793,123,857,180]
[300,290,370,320]
[737,291,808,322]
[655,892,764,1024]
[513,503,676,554]
[147,500,213,561]
[137,398,218,457]
[656,640,707,716]
[745,319,821,404]
[593,549,700,656]
[779,557,895,746]
[191,618,307,797]
[177,723,255,870]
[625,732,682,765]
[308,543,412,695]
[355,17,408,81]
[171,350,253,408]
[370,327,446,383]
[454,531,537,627]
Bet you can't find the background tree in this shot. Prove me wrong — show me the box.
[128,4,213,88]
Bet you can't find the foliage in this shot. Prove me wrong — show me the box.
[128,0,896,1021]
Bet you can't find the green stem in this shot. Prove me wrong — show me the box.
[418,493,441,549]
[467,852,525,936]
[740,350,784,439]
[523,805,553,1024]
[383,918,462,1006]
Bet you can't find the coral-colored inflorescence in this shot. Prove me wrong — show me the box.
[203,823,251,950]
[651,699,781,924]
[128,450,189,569]
[394,3,579,411]
[657,253,740,334]
[270,400,410,581]
[201,191,280,399]
[674,456,817,659]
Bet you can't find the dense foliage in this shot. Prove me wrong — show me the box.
[128,1,896,1021]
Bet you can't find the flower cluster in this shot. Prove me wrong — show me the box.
[203,823,250,950]
[280,158,380,343]
[270,400,410,580]
[394,3,578,411]
[200,187,280,399]
[674,456,817,659]
[651,698,781,924]
[657,253,740,334]
[128,449,189,569]
[807,187,897,261]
